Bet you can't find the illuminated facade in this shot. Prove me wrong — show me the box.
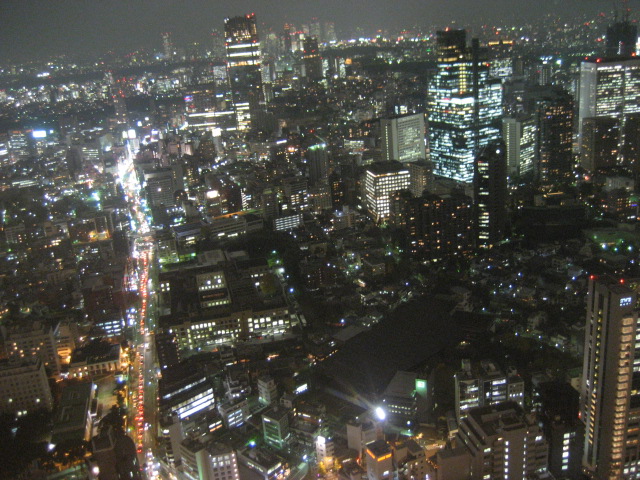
[502,115,537,178]
[580,276,640,479]
[579,58,640,170]
[380,113,425,164]
[428,30,502,183]
[363,161,410,222]
[224,14,263,130]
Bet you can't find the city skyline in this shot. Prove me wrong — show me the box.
[0,0,623,62]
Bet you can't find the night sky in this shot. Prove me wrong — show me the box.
[0,0,614,62]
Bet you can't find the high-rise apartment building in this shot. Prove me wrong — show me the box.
[580,276,640,479]
[363,161,410,222]
[457,402,549,479]
[224,14,263,131]
[258,375,278,406]
[380,113,425,164]
[579,58,640,172]
[428,30,502,183]
[474,139,507,248]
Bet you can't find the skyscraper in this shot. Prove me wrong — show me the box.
[161,32,173,60]
[502,114,537,178]
[224,14,263,131]
[531,87,573,186]
[428,30,502,183]
[302,36,323,81]
[581,276,640,479]
[474,139,507,248]
[606,18,637,57]
[380,113,426,164]
[579,58,640,172]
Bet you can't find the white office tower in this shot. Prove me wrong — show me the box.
[457,402,549,480]
[581,276,640,479]
[257,375,278,406]
[380,113,426,163]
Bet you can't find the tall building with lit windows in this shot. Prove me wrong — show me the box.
[427,30,502,183]
[224,14,263,130]
[579,58,640,172]
[363,161,410,222]
[380,113,425,164]
[457,402,548,480]
[474,139,507,248]
[580,276,640,479]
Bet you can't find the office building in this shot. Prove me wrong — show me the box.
[144,165,184,208]
[474,139,507,248]
[262,406,290,449]
[579,58,640,171]
[380,113,425,164]
[0,358,53,415]
[502,115,537,178]
[303,37,323,81]
[580,117,620,172]
[407,160,432,197]
[258,375,278,406]
[363,161,410,222]
[534,88,574,185]
[307,139,330,186]
[347,420,380,457]
[51,382,95,445]
[455,359,524,422]
[457,402,548,480]
[580,276,640,478]
[180,440,240,480]
[365,440,394,480]
[381,371,420,424]
[159,361,215,420]
[3,320,61,376]
[224,14,263,130]
[428,30,502,183]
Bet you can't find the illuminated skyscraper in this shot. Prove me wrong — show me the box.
[502,115,537,178]
[427,30,502,183]
[580,276,640,479]
[579,58,640,171]
[224,14,263,131]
